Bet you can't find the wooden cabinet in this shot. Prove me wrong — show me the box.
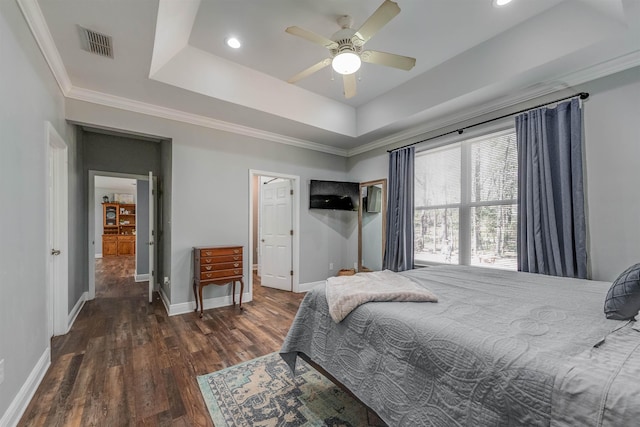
[193,245,244,317]
[118,203,136,235]
[103,203,119,235]
[102,202,136,257]
[102,235,118,257]
[117,235,136,256]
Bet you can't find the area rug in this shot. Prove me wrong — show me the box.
[197,352,370,426]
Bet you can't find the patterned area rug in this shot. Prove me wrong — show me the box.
[197,352,371,426]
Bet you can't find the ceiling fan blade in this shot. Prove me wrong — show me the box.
[353,0,401,45]
[285,26,338,49]
[287,58,332,84]
[343,73,357,99]
[361,50,416,71]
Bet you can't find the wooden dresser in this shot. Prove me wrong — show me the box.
[192,245,244,317]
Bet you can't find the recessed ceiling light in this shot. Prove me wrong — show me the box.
[225,37,241,49]
[493,0,513,6]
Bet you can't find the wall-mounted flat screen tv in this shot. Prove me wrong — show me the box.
[309,180,359,211]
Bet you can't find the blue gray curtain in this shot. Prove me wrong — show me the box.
[516,98,587,278]
[383,146,415,272]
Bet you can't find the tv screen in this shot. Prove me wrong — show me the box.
[309,180,359,211]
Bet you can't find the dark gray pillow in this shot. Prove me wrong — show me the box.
[604,263,640,320]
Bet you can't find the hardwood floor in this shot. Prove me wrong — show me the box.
[18,258,304,426]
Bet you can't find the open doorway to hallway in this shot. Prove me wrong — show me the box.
[92,175,152,300]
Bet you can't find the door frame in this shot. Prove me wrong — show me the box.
[87,170,156,299]
[45,122,69,336]
[248,170,300,296]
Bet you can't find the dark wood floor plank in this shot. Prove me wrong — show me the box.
[18,259,304,426]
[19,257,303,427]
[132,342,170,420]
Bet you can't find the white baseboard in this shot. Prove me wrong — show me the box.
[134,273,149,282]
[66,291,88,334]
[296,280,324,293]
[159,287,171,315]
[95,253,102,259]
[166,292,252,316]
[0,347,50,427]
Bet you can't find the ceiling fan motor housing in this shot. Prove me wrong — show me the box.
[330,28,361,58]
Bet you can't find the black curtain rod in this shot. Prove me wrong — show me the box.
[388,92,589,153]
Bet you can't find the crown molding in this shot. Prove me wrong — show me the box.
[346,84,565,157]
[19,0,639,159]
[16,0,72,95]
[347,50,640,157]
[19,0,347,157]
[67,87,348,157]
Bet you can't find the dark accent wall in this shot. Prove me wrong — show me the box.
[77,129,169,294]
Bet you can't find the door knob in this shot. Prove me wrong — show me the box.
[51,249,61,256]
[261,239,265,242]
[149,241,154,246]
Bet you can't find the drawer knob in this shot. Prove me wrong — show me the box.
[233,263,239,267]
[205,266,212,271]
[234,249,239,254]
[234,270,240,275]
[233,256,239,261]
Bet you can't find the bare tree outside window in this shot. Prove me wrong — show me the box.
[414,130,517,270]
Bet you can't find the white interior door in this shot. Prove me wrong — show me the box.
[260,180,293,291]
[46,122,68,336]
[148,171,155,303]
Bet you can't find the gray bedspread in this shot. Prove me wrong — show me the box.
[280,265,640,426]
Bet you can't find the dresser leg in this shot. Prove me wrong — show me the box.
[232,281,236,306]
[198,285,204,318]
[193,280,198,313]
[239,279,244,310]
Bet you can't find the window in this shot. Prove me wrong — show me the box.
[414,129,518,270]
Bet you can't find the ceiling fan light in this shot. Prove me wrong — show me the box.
[332,52,361,75]
[493,0,513,6]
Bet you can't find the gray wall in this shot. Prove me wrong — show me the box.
[83,131,162,176]
[65,99,351,306]
[0,0,67,419]
[581,67,640,281]
[136,179,150,275]
[82,130,164,290]
[159,139,172,297]
[68,126,86,317]
[347,67,640,282]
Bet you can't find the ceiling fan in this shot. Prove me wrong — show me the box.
[285,0,416,99]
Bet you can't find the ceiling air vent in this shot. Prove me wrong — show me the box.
[79,26,113,58]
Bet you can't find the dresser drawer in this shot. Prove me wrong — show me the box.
[201,261,242,272]
[201,254,242,264]
[200,247,242,257]
[200,269,242,280]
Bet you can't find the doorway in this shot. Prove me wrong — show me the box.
[249,170,300,296]
[88,172,156,302]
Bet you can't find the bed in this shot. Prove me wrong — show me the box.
[280,265,640,426]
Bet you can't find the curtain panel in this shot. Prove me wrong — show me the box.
[383,146,415,272]
[516,98,588,279]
